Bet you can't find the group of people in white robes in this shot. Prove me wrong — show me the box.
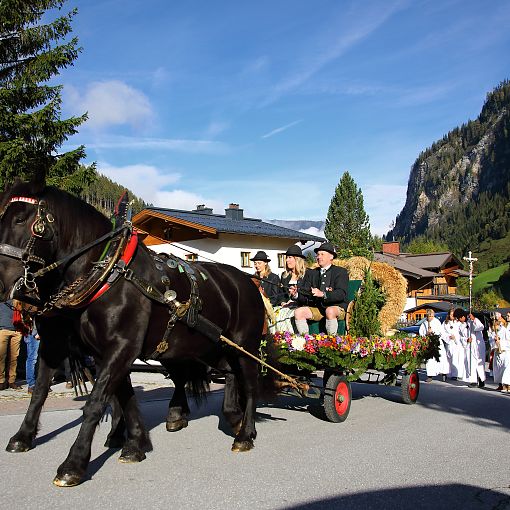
[420,308,486,387]
[488,312,510,392]
[420,307,510,392]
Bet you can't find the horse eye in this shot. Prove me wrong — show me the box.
[14,215,27,225]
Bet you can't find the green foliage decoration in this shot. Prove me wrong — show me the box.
[349,268,385,338]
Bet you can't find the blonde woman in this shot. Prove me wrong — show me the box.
[268,246,309,334]
[280,245,307,305]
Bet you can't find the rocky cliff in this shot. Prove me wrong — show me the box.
[387,81,510,269]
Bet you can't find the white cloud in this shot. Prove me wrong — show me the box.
[97,162,180,204]
[205,121,229,138]
[155,190,224,213]
[71,80,154,129]
[261,120,302,139]
[86,136,229,154]
[362,184,407,236]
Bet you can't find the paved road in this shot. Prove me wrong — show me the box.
[0,371,509,510]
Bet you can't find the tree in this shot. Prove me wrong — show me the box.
[0,0,95,193]
[405,236,450,254]
[325,171,373,258]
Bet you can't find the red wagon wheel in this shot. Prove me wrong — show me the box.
[401,370,420,404]
[323,374,351,422]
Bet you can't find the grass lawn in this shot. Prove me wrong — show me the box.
[473,262,510,296]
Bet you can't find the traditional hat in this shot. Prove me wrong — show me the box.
[284,245,305,258]
[250,250,271,262]
[314,242,337,258]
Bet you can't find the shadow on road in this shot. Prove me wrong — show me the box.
[280,483,510,510]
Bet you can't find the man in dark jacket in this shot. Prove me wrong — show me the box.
[291,242,348,335]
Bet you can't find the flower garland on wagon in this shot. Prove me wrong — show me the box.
[272,331,440,381]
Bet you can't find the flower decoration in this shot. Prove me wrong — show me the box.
[271,331,439,380]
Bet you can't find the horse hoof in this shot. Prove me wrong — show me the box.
[118,449,146,463]
[166,419,188,432]
[53,473,82,487]
[6,439,31,453]
[231,440,254,452]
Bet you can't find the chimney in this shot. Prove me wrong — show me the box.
[225,203,243,220]
[382,241,400,255]
[193,204,213,214]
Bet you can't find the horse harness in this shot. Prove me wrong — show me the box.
[0,195,222,359]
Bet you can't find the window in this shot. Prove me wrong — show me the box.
[241,252,251,268]
[185,253,198,262]
[278,253,285,268]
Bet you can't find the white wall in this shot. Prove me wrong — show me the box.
[149,233,306,275]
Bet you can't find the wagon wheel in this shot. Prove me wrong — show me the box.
[323,374,351,422]
[401,370,420,404]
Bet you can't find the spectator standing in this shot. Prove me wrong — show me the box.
[25,320,40,394]
[0,300,23,390]
[489,316,510,392]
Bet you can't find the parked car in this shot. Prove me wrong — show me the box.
[398,311,447,336]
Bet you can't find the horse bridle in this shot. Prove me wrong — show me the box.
[0,196,56,293]
[0,195,128,299]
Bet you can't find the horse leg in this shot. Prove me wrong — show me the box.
[53,357,134,487]
[222,370,244,435]
[103,395,126,448]
[6,356,58,453]
[164,364,191,432]
[231,357,259,453]
[116,376,152,462]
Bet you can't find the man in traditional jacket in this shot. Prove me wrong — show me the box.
[463,313,486,388]
[291,242,348,336]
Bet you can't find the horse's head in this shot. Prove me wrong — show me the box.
[0,179,56,302]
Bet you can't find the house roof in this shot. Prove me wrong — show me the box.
[133,207,325,244]
[399,252,463,270]
[374,253,438,279]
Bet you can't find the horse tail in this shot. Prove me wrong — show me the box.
[186,362,210,405]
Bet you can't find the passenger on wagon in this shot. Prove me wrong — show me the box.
[291,242,348,336]
[269,245,308,334]
[251,251,280,307]
[280,245,308,305]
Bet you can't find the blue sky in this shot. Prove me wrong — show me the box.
[57,0,510,235]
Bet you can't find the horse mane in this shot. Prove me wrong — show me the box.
[3,180,112,243]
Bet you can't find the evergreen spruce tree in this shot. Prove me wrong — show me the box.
[350,268,385,338]
[0,0,95,192]
[325,171,373,258]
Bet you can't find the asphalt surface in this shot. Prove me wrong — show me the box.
[0,370,509,510]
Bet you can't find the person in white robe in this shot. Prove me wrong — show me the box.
[445,309,465,380]
[419,309,448,382]
[441,309,457,378]
[488,317,510,392]
[462,313,486,387]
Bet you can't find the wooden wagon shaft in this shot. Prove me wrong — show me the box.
[219,334,309,395]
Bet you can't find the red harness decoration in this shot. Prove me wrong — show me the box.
[86,230,139,305]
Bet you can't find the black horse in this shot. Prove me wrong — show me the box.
[0,176,271,486]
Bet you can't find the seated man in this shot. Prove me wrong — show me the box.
[290,242,348,336]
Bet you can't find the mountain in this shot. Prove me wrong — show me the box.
[387,80,510,271]
[266,219,325,240]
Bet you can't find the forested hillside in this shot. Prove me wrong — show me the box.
[387,81,510,271]
[80,173,149,217]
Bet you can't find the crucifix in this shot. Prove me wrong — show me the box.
[463,251,478,313]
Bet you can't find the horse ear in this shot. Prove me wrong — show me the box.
[30,164,47,194]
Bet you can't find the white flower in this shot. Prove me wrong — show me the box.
[291,335,306,351]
